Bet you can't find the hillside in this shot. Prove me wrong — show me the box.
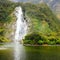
[22,3,60,33]
[0,0,60,44]
[0,0,16,42]
[11,0,60,19]
[22,3,60,45]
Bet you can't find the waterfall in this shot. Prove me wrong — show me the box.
[14,6,27,60]
[14,6,27,42]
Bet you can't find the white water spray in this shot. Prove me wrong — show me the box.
[14,7,27,42]
[14,6,28,60]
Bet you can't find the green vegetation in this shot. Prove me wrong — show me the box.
[22,3,60,32]
[22,3,60,45]
[0,0,60,44]
[0,0,16,23]
[0,0,16,43]
[23,32,60,45]
[0,36,11,43]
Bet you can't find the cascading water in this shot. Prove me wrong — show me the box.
[14,6,28,60]
[14,6,27,42]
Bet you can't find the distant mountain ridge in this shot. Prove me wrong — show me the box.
[10,0,60,15]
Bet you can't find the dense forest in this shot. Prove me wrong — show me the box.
[23,3,60,45]
[0,0,60,45]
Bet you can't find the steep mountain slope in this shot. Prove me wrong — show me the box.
[0,0,16,42]
[11,0,60,18]
[22,3,60,34]
[0,0,60,42]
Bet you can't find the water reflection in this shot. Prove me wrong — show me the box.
[14,42,26,60]
[0,45,60,60]
[14,42,25,60]
[0,43,26,60]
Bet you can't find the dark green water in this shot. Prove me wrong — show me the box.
[0,44,60,60]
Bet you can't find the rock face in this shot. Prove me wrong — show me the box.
[4,13,16,41]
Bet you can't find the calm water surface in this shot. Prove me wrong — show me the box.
[0,44,60,60]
